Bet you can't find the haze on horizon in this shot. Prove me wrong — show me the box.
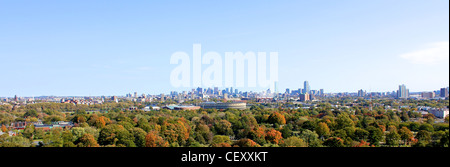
[0,0,448,97]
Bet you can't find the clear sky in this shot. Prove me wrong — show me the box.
[0,0,449,97]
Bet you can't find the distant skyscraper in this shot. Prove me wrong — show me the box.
[397,84,409,99]
[319,89,324,96]
[274,81,278,94]
[197,87,203,95]
[286,88,290,94]
[303,81,310,94]
[134,92,138,98]
[441,87,449,98]
[358,89,366,97]
[300,93,310,102]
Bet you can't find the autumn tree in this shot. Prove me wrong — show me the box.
[98,124,135,147]
[194,124,213,145]
[233,138,260,147]
[161,118,191,146]
[315,122,331,140]
[268,112,286,126]
[145,130,168,147]
[265,129,283,145]
[1,124,7,132]
[398,127,414,145]
[76,133,99,147]
[214,120,233,136]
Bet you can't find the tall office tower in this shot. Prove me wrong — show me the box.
[304,81,310,94]
[397,84,409,99]
[214,87,219,95]
[286,88,291,94]
[319,89,324,96]
[197,87,203,95]
[274,82,278,94]
[225,88,229,94]
[358,89,366,97]
[134,92,138,98]
[230,87,233,94]
[441,87,449,98]
[235,89,238,95]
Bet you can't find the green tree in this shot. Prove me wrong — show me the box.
[214,120,233,136]
[22,124,35,140]
[323,137,345,147]
[415,130,431,144]
[367,126,383,146]
[129,127,147,147]
[280,136,307,147]
[299,130,322,147]
[211,135,231,147]
[385,131,401,147]
[335,113,355,129]
[315,122,330,140]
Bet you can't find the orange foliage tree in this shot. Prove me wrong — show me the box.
[77,133,100,147]
[145,130,169,147]
[268,112,286,125]
[233,138,260,147]
[265,129,283,144]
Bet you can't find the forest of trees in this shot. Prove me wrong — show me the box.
[0,99,448,147]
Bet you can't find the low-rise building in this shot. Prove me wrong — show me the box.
[428,108,449,119]
[200,102,247,110]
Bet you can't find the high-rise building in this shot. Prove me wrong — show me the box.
[300,93,310,102]
[358,89,366,97]
[397,84,409,99]
[441,87,449,98]
[303,81,310,94]
[319,89,324,96]
[286,88,291,94]
[197,87,203,95]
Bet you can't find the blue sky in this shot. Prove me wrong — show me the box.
[0,0,448,97]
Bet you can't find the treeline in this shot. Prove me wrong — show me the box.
[0,100,449,147]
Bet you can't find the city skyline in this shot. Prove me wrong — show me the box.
[0,0,449,97]
[2,83,449,98]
